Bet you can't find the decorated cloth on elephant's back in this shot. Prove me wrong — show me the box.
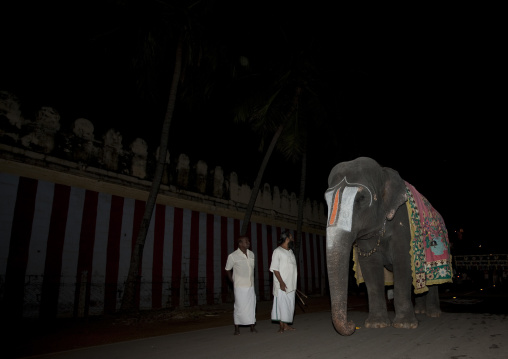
[405,182,453,293]
[353,182,453,294]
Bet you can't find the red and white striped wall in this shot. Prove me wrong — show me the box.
[0,172,327,318]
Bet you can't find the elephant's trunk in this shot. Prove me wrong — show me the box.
[326,227,356,336]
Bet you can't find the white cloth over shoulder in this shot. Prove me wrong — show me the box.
[269,246,298,296]
[225,248,255,288]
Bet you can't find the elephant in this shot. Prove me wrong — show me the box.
[324,157,453,336]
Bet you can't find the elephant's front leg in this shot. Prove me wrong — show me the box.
[390,222,418,329]
[359,255,391,328]
[391,270,418,329]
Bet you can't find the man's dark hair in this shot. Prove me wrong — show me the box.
[278,231,291,246]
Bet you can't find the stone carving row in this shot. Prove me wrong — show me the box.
[0,90,326,224]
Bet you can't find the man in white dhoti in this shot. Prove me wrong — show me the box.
[225,236,257,335]
[270,231,298,333]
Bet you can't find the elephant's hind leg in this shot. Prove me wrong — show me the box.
[426,310,442,318]
[426,285,442,317]
[414,296,426,314]
[416,285,442,317]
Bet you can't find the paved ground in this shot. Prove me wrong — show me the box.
[26,310,508,359]
[14,287,508,359]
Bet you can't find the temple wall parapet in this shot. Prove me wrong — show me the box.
[0,91,326,231]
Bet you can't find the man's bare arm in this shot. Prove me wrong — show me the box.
[273,270,287,291]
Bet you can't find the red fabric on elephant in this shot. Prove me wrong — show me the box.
[405,182,453,293]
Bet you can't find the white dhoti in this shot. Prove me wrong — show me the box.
[233,286,256,325]
[271,289,296,323]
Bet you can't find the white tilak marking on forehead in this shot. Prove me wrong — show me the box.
[344,178,373,207]
[327,177,373,207]
[337,186,357,232]
[325,177,374,232]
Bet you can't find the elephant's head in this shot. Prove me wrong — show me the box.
[324,157,407,335]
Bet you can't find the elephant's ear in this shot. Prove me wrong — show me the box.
[382,167,408,220]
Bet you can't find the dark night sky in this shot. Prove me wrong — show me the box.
[1,2,505,252]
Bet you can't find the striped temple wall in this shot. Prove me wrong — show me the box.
[0,91,328,319]
[0,170,326,319]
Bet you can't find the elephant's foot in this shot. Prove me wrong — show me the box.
[392,314,418,329]
[425,308,442,318]
[414,302,425,314]
[414,305,442,317]
[365,313,391,329]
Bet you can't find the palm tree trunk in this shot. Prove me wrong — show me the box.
[120,35,183,312]
[294,142,307,262]
[240,87,302,237]
[240,124,284,236]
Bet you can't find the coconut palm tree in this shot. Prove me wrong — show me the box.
[120,34,183,311]
[103,0,340,309]
[232,49,333,264]
[92,0,230,312]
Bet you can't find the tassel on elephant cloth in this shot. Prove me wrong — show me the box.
[405,182,454,294]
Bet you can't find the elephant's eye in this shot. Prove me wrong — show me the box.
[355,194,366,205]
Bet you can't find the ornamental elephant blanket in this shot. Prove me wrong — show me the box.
[353,182,453,293]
